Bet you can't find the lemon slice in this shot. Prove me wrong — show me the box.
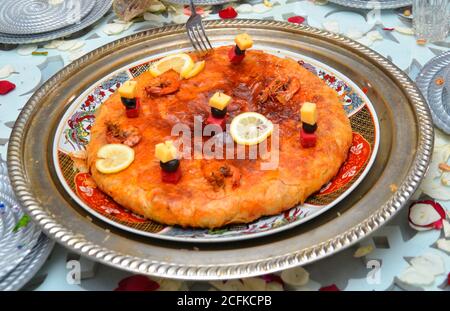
[95,144,135,174]
[183,60,205,79]
[230,112,274,146]
[149,53,195,79]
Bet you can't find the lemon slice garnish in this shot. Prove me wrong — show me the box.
[95,144,135,174]
[149,53,195,79]
[183,60,205,79]
[230,112,274,146]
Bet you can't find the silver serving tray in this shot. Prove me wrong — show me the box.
[328,0,412,9]
[8,20,433,280]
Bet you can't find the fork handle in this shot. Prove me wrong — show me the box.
[189,0,196,16]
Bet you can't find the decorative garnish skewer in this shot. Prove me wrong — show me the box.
[155,140,182,184]
[118,81,140,118]
[228,33,253,64]
[206,91,232,130]
[300,102,317,148]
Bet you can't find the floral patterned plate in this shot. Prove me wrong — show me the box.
[53,48,380,242]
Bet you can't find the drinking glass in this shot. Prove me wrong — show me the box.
[413,0,450,43]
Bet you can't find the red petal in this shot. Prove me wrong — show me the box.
[0,80,16,95]
[287,16,305,24]
[115,275,160,291]
[447,272,450,286]
[184,6,204,16]
[219,7,237,19]
[383,27,394,31]
[319,284,340,291]
[408,200,446,229]
[260,274,284,285]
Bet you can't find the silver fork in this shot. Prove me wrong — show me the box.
[185,0,212,53]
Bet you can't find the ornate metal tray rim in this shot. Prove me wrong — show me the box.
[7,19,433,280]
[328,0,412,9]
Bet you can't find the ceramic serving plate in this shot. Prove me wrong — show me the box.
[52,50,380,242]
[8,20,433,280]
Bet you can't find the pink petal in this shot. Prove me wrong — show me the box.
[115,275,160,291]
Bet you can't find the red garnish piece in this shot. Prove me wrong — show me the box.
[228,46,245,64]
[447,272,450,286]
[125,98,140,118]
[362,87,369,94]
[319,284,340,291]
[115,275,160,291]
[383,27,394,31]
[162,168,182,184]
[0,80,16,95]
[206,114,226,130]
[300,128,317,148]
[287,16,306,24]
[219,6,237,19]
[408,200,446,230]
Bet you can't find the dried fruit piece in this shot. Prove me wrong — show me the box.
[281,266,310,286]
[353,245,374,258]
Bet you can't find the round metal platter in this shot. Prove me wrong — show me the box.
[0,0,95,35]
[416,51,450,134]
[8,20,433,280]
[0,0,112,45]
[328,0,412,9]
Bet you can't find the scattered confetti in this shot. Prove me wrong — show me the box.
[43,40,65,49]
[395,27,414,35]
[0,80,16,95]
[322,20,340,33]
[0,64,16,79]
[252,3,272,14]
[115,275,160,291]
[17,44,38,56]
[219,7,238,19]
[281,266,309,286]
[346,29,363,40]
[383,27,395,31]
[353,245,374,258]
[410,253,445,277]
[263,0,273,7]
[287,16,306,24]
[390,183,398,192]
[103,22,133,35]
[397,266,434,286]
[436,239,450,253]
[319,284,340,291]
[12,214,31,232]
[443,219,450,238]
[416,39,427,45]
[31,51,48,56]
[235,4,253,13]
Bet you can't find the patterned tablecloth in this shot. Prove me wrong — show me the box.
[0,0,449,291]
